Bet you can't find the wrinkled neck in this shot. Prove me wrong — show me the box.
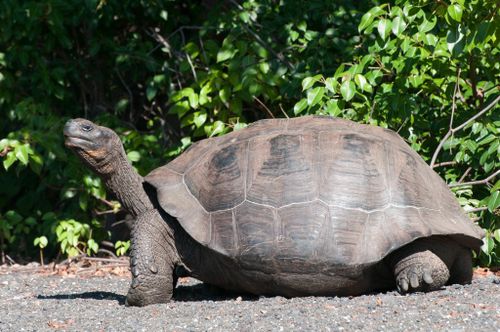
[102,154,154,217]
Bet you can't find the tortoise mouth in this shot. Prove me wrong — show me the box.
[64,135,93,149]
[63,121,95,150]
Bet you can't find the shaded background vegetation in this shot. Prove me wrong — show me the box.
[0,0,498,265]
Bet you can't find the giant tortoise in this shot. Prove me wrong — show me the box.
[64,116,484,306]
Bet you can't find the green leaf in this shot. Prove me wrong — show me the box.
[447,4,463,22]
[422,33,438,46]
[233,122,247,131]
[259,62,270,74]
[302,75,322,91]
[169,101,190,118]
[487,191,500,213]
[494,229,500,243]
[487,139,499,155]
[127,151,141,162]
[462,140,478,153]
[209,121,225,137]
[217,39,237,63]
[15,145,29,165]
[87,239,98,255]
[325,99,341,117]
[408,74,423,88]
[34,236,48,248]
[0,138,9,151]
[477,134,496,146]
[293,98,308,115]
[146,86,157,101]
[199,84,212,105]
[160,10,168,21]
[188,91,199,109]
[306,87,325,107]
[447,25,465,55]
[377,19,392,40]
[391,16,407,36]
[325,77,338,93]
[153,74,166,84]
[340,80,356,101]
[481,236,494,254]
[491,180,500,193]
[115,98,129,113]
[219,87,231,104]
[333,64,345,79]
[193,111,207,128]
[358,6,386,32]
[471,122,483,134]
[67,247,79,258]
[473,22,493,47]
[79,194,88,211]
[418,16,437,33]
[354,74,372,92]
[484,161,494,173]
[3,151,16,170]
[6,210,23,223]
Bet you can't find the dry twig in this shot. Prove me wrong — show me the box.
[430,94,500,167]
[279,103,289,119]
[457,167,473,184]
[253,96,275,118]
[432,161,457,168]
[449,169,500,188]
[464,206,489,213]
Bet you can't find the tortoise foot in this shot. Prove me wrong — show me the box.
[388,238,460,294]
[394,250,450,293]
[125,275,173,306]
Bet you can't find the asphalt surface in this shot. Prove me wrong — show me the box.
[0,268,498,331]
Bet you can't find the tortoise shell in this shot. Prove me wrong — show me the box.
[146,116,483,267]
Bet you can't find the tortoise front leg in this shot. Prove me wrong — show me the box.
[126,209,178,306]
[388,237,470,293]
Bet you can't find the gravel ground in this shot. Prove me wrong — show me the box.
[0,269,498,332]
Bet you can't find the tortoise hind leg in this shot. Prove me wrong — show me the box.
[387,237,471,293]
[126,209,178,306]
[448,246,472,285]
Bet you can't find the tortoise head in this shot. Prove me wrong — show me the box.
[64,118,124,175]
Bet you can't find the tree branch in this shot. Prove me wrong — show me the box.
[0,146,11,157]
[278,103,289,119]
[457,167,472,184]
[448,169,500,188]
[463,206,489,213]
[115,69,134,116]
[449,68,461,130]
[430,94,500,167]
[432,161,456,168]
[185,52,198,82]
[253,96,275,118]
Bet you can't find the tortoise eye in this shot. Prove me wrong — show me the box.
[81,124,93,132]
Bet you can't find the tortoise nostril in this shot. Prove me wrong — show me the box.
[81,124,93,132]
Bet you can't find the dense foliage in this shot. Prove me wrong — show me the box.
[0,0,498,265]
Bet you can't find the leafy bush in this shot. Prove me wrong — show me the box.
[0,0,498,266]
[296,0,500,265]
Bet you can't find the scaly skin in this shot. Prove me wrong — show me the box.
[388,237,472,293]
[126,209,179,306]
